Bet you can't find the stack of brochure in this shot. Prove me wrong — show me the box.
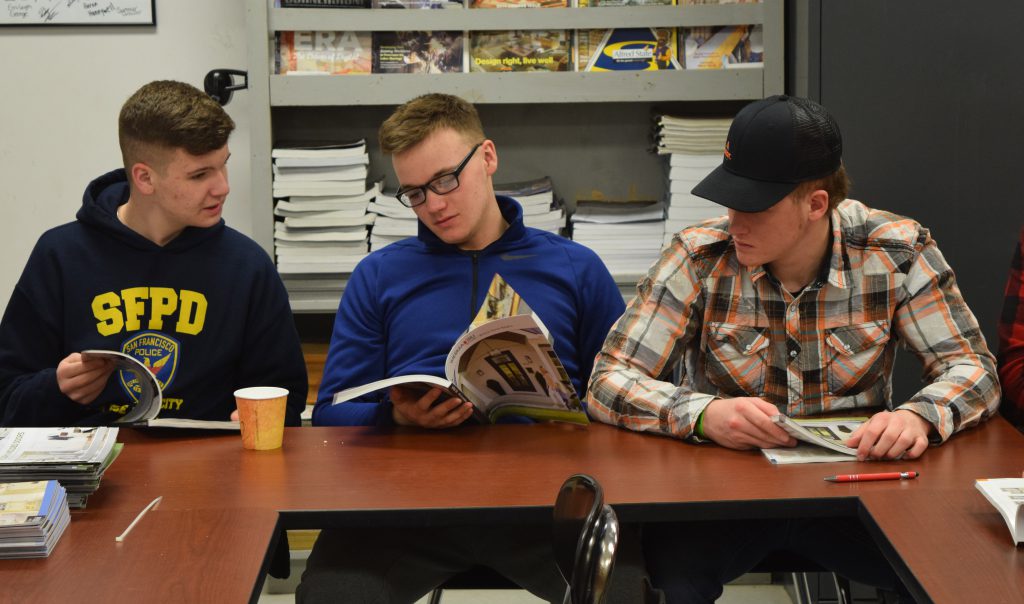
[272,140,377,312]
[495,177,565,235]
[0,427,121,509]
[655,115,731,244]
[366,190,418,252]
[571,199,666,298]
[0,480,70,558]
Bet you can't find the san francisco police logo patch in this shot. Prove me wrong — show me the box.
[119,332,179,401]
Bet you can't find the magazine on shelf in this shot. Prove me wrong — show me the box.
[331,274,589,425]
[580,0,673,5]
[372,0,463,7]
[761,415,867,465]
[470,30,572,72]
[681,25,764,70]
[975,478,1024,545]
[372,31,465,73]
[280,0,370,7]
[578,28,680,71]
[469,0,567,7]
[679,0,761,4]
[276,31,373,75]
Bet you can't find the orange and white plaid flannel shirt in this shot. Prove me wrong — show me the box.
[587,199,999,441]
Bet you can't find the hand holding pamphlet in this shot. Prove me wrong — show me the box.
[80,350,162,424]
[331,274,589,425]
[761,415,867,465]
[80,350,239,430]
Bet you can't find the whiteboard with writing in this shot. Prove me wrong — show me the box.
[1,0,155,25]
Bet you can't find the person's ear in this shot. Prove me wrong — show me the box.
[807,189,830,220]
[131,162,157,196]
[481,139,498,177]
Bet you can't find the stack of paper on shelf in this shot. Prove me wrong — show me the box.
[494,176,565,235]
[366,190,418,252]
[272,141,376,312]
[273,185,377,274]
[0,427,121,510]
[0,480,70,559]
[655,115,730,243]
[654,114,731,156]
[571,199,666,283]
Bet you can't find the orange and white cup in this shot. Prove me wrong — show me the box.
[234,386,288,450]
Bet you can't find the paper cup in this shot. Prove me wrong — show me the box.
[234,386,288,450]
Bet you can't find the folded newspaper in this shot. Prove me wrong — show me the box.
[761,415,867,465]
[332,273,589,425]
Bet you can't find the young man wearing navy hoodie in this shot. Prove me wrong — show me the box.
[298,94,632,602]
[0,80,307,427]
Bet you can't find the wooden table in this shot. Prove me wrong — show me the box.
[1,420,1022,603]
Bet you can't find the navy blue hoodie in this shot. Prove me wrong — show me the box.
[313,196,624,426]
[0,169,307,426]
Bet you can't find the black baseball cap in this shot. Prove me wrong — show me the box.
[692,95,843,212]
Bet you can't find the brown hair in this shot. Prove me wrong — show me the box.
[379,93,485,155]
[118,80,235,170]
[793,164,851,211]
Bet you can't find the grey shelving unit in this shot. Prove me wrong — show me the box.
[245,0,783,311]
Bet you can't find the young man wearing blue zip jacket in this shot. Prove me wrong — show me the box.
[299,94,636,603]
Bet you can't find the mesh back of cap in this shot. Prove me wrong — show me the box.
[790,96,843,179]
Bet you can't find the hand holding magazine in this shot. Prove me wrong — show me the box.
[331,274,589,425]
[762,415,866,464]
[79,350,238,429]
[80,350,162,424]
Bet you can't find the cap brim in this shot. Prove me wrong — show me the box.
[691,164,800,213]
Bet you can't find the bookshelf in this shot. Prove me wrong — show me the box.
[245,0,783,312]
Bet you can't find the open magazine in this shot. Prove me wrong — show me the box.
[761,415,867,465]
[975,478,1024,545]
[80,350,238,430]
[332,274,589,425]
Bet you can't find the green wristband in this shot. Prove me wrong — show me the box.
[695,411,706,439]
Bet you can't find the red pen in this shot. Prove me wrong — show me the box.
[824,471,919,483]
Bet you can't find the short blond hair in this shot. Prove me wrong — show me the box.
[792,164,851,211]
[118,80,235,170]
[379,93,485,155]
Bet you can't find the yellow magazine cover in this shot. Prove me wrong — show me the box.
[470,30,572,72]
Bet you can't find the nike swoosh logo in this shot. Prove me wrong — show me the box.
[500,253,537,261]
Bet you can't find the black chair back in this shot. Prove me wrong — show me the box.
[553,473,619,604]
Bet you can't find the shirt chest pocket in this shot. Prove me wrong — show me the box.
[704,322,769,397]
[824,321,891,396]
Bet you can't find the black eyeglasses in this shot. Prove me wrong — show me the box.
[396,143,482,208]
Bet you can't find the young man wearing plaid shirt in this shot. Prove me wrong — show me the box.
[587,95,1000,602]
